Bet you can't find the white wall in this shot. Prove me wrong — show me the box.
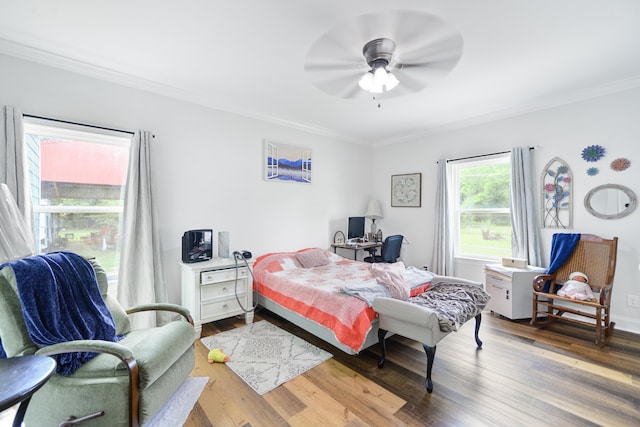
[2,53,639,333]
[0,54,374,304]
[373,88,640,333]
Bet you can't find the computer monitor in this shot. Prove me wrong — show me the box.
[347,216,365,240]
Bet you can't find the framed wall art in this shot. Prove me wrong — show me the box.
[263,139,312,183]
[391,173,421,207]
[541,157,572,228]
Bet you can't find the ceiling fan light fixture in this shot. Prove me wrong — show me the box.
[358,71,374,91]
[360,66,399,93]
[370,83,384,94]
[385,71,399,91]
[372,66,387,86]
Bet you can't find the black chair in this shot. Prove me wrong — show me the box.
[364,235,403,263]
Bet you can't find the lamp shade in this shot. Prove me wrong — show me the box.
[365,199,383,219]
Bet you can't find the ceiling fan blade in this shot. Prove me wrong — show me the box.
[304,61,365,72]
[341,83,364,99]
[310,70,366,99]
[391,30,463,83]
[304,10,463,98]
[396,34,463,65]
[391,69,429,93]
[396,58,461,76]
[396,14,460,48]
[391,61,459,92]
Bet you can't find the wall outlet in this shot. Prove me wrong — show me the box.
[628,294,640,308]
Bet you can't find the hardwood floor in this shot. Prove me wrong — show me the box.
[185,308,640,426]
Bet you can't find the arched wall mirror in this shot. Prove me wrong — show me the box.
[584,184,637,219]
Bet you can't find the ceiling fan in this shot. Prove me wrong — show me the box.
[304,10,464,100]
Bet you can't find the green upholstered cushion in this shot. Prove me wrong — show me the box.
[69,320,194,389]
[104,294,132,336]
[86,257,131,335]
[0,266,38,356]
[25,345,195,427]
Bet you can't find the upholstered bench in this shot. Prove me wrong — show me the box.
[372,276,490,393]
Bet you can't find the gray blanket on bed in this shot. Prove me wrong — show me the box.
[409,276,491,332]
[341,267,434,306]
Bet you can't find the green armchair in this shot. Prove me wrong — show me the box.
[0,257,196,427]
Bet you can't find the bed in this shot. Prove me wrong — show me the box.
[252,248,433,354]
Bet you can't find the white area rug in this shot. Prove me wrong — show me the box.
[146,376,208,427]
[200,320,333,395]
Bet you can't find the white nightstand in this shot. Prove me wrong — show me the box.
[180,258,254,336]
[484,263,545,320]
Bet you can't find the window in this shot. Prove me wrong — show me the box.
[23,120,130,279]
[451,155,512,259]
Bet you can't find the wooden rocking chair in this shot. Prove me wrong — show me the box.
[530,234,618,346]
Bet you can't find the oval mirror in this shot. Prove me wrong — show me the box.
[584,184,637,219]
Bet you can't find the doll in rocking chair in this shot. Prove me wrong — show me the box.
[557,271,596,301]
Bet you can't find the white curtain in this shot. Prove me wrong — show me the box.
[118,130,167,328]
[0,183,36,263]
[510,146,543,266]
[1,106,32,225]
[430,159,454,275]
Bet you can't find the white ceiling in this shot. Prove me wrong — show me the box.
[1,1,640,145]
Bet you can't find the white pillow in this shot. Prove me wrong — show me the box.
[295,249,330,268]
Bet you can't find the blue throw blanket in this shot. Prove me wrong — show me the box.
[542,233,581,292]
[0,251,119,375]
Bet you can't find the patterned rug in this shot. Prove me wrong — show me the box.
[200,320,333,395]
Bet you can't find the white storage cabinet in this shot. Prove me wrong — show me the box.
[484,264,545,320]
[181,258,254,336]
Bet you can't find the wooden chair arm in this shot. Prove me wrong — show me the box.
[532,274,556,292]
[598,284,614,305]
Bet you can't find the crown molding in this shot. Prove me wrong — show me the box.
[373,75,640,146]
[3,37,639,148]
[0,37,363,145]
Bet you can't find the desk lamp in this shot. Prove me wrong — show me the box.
[365,199,383,236]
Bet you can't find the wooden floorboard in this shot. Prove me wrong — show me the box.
[184,308,640,427]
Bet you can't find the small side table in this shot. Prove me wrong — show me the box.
[0,355,56,427]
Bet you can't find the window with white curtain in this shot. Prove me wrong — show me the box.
[451,154,512,259]
[23,120,130,279]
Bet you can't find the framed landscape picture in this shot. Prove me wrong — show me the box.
[391,173,421,207]
[264,139,312,183]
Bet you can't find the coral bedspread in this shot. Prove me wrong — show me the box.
[252,249,430,353]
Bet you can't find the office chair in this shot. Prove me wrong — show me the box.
[364,234,403,263]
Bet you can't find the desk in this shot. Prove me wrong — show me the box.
[331,242,381,260]
[0,355,56,427]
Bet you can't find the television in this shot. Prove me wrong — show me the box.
[347,216,365,240]
[181,229,213,263]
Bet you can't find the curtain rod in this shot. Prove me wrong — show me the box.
[446,146,535,163]
[23,114,136,136]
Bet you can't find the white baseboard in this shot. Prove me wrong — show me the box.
[612,314,640,335]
